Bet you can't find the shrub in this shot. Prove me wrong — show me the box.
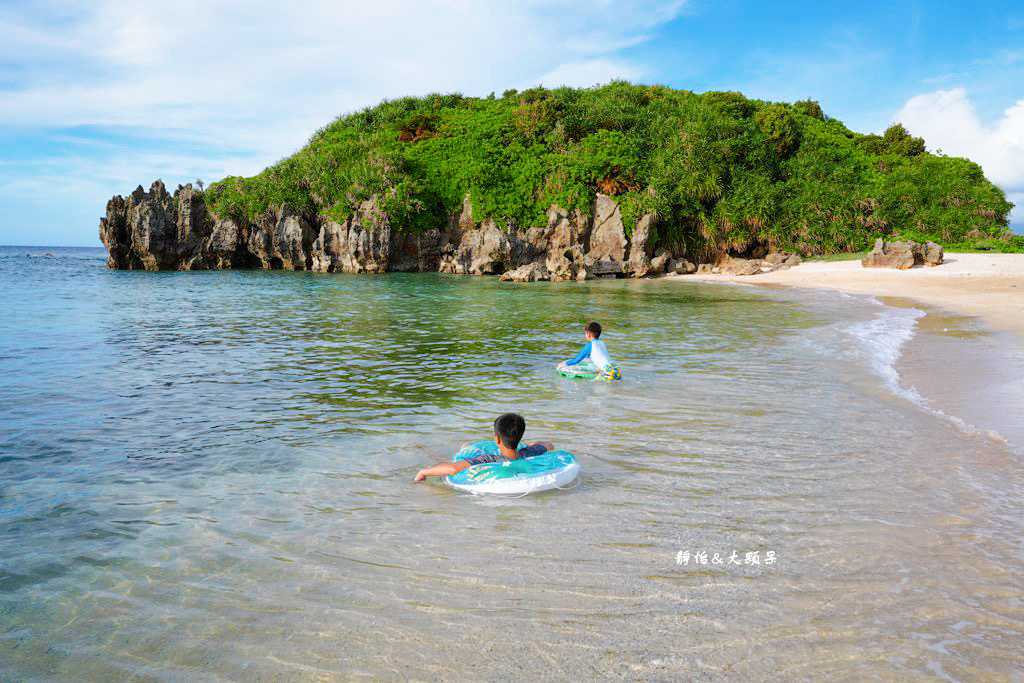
[203,83,1013,256]
[794,99,825,120]
[754,104,800,158]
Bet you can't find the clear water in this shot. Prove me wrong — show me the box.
[1,246,1022,679]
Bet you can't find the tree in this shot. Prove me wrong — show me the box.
[794,99,824,120]
[883,124,926,157]
[755,104,800,157]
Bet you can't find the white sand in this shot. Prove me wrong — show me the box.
[674,253,1024,340]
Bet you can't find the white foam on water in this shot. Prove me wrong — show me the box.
[839,299,1010,446]
[842,300,924,399]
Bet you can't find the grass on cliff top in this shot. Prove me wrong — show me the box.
[203,82,1018,259]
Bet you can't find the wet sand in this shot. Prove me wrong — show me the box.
[677,253,1024,341]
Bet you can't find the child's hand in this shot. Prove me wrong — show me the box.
[413,470,427,482]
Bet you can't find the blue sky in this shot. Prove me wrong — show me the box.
[1,0,1022,246]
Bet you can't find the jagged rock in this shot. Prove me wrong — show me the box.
[718,257,762,276]
[591,255,623,277]
[313,219,390,273]
[500,262,549,282]
[522,205,589,259]
[310,198,391,272]
[442,219,519,274]
[759,251,802,272]
[245,218,272,268]
[545,244,582,281]
[99,180,216,270]
[100,181,172,270]
[246,208,312,270]
[100,195,133,269]
[273,212,312,270]
[668,257,697,274]
[696,263,714,274]
[199,217,244,269]
[309,223,336,272]
[175,184,209,246]
[390,229,443,272]
[922,241,944,266]
[128,182,178,270]
[100,180,750,281]
[626,214,656,276]
[862,239,916,269]
[649,248,670,275]
[588,194,628,265]
[455,195,475,238]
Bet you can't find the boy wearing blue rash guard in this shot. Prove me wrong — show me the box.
[559,321,621,381]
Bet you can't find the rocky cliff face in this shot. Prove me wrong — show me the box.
[100,180,686,279]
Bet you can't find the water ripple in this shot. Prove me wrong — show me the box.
[1,248,1023,679]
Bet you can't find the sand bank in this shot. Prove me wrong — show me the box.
[677,253,1024,341]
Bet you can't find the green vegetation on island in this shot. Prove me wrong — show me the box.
[205,82,1018,259]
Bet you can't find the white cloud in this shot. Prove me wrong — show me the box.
[894,87,1024,226]
[0,0,686,157]
[0,0,686,243]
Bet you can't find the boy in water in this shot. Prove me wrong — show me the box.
[558,321,621,381]
[413,413,553,482]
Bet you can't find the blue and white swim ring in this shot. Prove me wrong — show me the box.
[446,440,581,495]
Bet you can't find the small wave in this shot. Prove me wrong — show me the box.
[842,304,924,398]
[841,304,1013,448]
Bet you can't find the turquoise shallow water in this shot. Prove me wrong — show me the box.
[1,246,1023,679]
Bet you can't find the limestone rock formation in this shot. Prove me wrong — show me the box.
[100,181,188,270]
[591,255,624,277]
[759,251,802,272]
[717,257,763,276]
[587,195,629,265]
[626,214,656,276]
[862,239,944,269]
[439,218,530,275]
[101,179,811,280]
[499,262,550,282]
[861,239,917,269]
[668,257,697,274]
[921,241,944,266]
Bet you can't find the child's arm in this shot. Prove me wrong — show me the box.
[413,460,473,482]
[564,341,592,366]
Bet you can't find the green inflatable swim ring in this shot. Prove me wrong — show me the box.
[557,360,599,380]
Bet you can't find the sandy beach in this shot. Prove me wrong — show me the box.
[678,253,1024,340]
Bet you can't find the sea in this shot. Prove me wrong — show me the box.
[1,245,1023,680]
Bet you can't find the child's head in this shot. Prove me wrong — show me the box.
[585,321,602,340]
[493,413,526,449]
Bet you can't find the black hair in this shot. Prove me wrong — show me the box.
[585,321,602,338]
[493,413,526,449]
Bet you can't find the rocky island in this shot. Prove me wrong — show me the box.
[100,83,1017,279]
